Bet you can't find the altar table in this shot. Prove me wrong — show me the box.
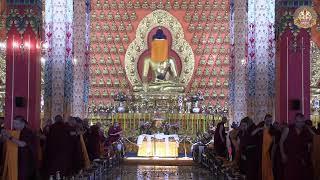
[137,134,179,157]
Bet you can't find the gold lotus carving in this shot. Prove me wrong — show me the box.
[125,10,195,88]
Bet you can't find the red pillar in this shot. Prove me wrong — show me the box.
[277,28,311,124]
[4,5,42,130]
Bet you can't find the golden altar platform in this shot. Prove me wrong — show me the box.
[123,157,194,166]
[137,137,179,157]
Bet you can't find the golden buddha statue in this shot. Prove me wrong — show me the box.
[133,29,185,93]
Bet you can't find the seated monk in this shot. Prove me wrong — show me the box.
[1,116,37,180]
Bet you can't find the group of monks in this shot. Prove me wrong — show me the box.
[0,115,123,180]
[213,113,320,180]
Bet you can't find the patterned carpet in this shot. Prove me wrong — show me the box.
[106,165,212,180]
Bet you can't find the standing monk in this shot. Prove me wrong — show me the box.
[280,113,314,180]
[251,114,274,180]
[316,123,320,135]
[44,115,77,177]
[229,122,240,162]
[0,117,5,174]
[87,122,105,161]
[214,117,227,157]
[107,122,123,156]
[270,122,283,180]
[1,116,37,180]
[67,117,85,174]
[239,117,260,180]
[107,122,122,146]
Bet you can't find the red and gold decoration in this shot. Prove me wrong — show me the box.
[4,1,42,129]
[293,6,318,29]
[89,0,231,113]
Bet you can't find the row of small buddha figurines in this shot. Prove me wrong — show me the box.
[90,34,230,55]
[90,13,229,41]
[89,90,228,100]
[92,0,228,12]
[89,55,230,77]
[90,10,229,27]
[90,66,228,78]
[90,29,229,45]
[90,77,229,89]
[90,56,229,67]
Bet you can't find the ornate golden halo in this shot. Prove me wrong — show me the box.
[124,10,195,88]
[294,6,318,29]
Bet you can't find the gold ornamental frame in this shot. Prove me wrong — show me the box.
[293,6,318,29]
[125,10,195,88]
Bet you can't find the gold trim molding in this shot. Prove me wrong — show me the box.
[125,10,195,88]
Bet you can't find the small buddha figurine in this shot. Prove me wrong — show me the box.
[133,28,185,93]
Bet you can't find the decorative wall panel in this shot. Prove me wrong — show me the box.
[230,0,248,123]
[72,0,88,118]
[276,7,311,123]
[247,0,275,122]
[44,0,74,119]
[311,41,320,113]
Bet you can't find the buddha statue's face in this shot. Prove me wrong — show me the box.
[151,39,169,63]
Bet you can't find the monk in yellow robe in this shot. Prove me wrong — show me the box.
[1,116,37,180]
[250,114,274,180]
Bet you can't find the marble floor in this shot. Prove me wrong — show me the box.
[106,165,212,180]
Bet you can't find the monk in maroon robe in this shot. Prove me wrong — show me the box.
[87,122,105,161]
[44,115,79,177]
[229,122,240,162]
[1,116,37,180]
[280,113,314,180]
[239,117,261,180]
[107,122,122,146]
[67,117,85,173]
[38,119,52,171]
[214,117,227,157]
[270,122,283,180]
[0,117,5,174]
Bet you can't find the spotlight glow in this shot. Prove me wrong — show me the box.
[0,42,6,49]
[42,42,49,49]
[241,59,246,65]
[24,42,31,49]
[41,57,46,64]
[12,41,19,48]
